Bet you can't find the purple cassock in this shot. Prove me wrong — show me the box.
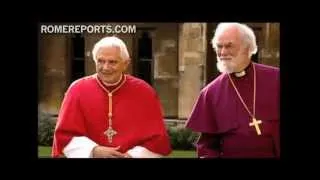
[185,62,280,158]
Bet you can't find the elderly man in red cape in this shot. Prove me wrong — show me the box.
[52,36,172,158]
[185,23,280,158]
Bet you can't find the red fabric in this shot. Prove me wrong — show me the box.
[52,74,172,157]
[97,74,125,92]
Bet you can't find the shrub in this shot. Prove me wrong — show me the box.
[38,113,199,150]
[167,127,199,150]
[38,112,56,146]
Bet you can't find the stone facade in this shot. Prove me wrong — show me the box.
[38,35,70,114]
[38,22,280,120]
[178,23,207,119]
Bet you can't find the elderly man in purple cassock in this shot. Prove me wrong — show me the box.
[185,23,280,158]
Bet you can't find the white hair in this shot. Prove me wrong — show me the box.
[92,36,130,63]
[211,23,258,57]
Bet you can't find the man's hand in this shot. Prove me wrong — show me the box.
[92,146,127,158]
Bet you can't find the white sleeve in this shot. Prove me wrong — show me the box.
[63,136,98,158]
[126,146,163,158]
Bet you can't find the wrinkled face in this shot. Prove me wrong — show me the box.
[95,46,129,84]
[214,28,249,73]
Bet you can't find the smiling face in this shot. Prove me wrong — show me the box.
[95,46,129,85]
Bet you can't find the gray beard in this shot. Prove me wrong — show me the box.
[216,60,235,74]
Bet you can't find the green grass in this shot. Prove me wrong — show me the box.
[38,146,196,158]
[39,146,52,157]
[167,150,197,158]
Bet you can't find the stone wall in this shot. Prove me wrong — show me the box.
[178,23,207,119]
[152,24,179,118]
[38,35,69,114]
[259,23,280,67]
[38,22,280,119]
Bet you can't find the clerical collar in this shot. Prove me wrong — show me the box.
[103,74,123,87]
[233,62,252,78]
[97,74,125,92]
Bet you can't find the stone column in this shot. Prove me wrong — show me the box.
[259,23,280,67]
[153,23,179,118]
[178,23,207,119]
[38,35,69,115]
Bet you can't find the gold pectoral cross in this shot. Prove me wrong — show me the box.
[104,126,117,143]
[249,118,262,135]
[96,75,127,145]
[103,92,117,143]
